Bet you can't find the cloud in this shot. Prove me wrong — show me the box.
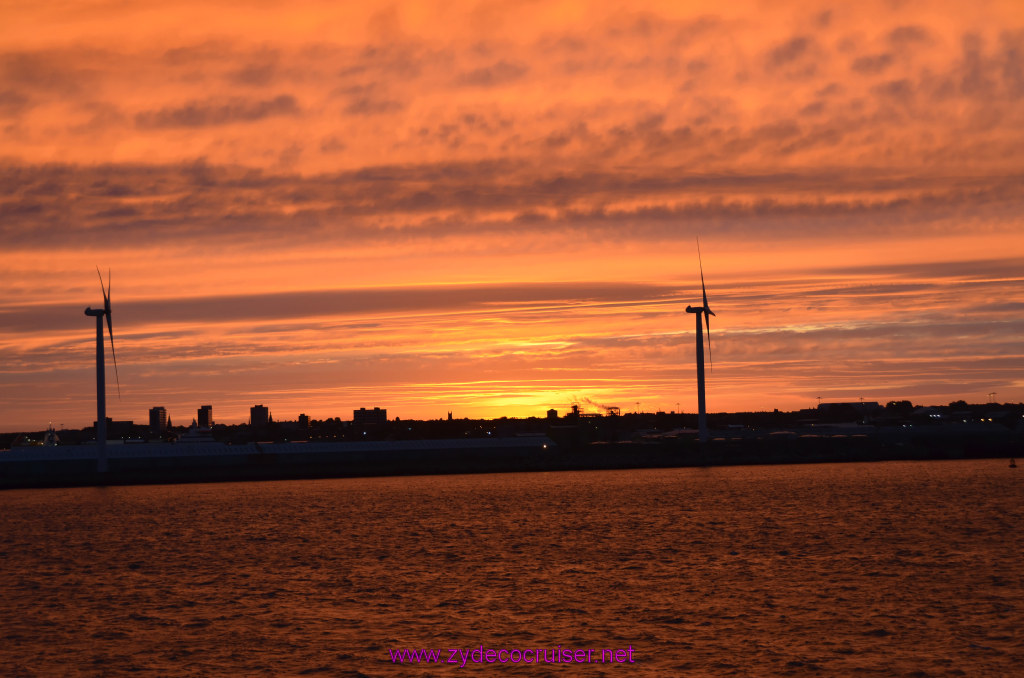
[887,25,931,49]
[999,30,1024,97]
[0,281,677,333]
[226,50,281,86]
[871,78,914,101]
[851,53,893,75]
[134,94,300,128]
[457,59,528,86]
[805,257,1024,282]
[0,89,31,116]
[0,51,97,95]
[319,136,346,153]
[768,36,814,67]
[344,97,404,115]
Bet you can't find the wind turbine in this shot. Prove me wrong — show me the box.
[85,268,120,473]
[685,239,715,442]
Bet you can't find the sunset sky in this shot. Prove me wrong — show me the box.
[1,0,1022,432]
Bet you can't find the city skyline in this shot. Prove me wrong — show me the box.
[14,395,1015,435]
[2,1,1023,432]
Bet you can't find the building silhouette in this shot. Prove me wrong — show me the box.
[149,406,168,434]
[198,405,213,428]
[353,407,387,426]
[95,417,134,440]
[250,404,270,428]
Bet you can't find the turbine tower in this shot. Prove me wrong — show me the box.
[685,240,715,442]
[85,268,120,473]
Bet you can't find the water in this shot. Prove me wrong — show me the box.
[0,460,1020,676]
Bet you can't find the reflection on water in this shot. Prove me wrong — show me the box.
[0,460,1021,676]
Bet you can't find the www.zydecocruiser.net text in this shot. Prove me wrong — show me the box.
[388,645,637,667]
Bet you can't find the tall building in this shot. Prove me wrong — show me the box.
[198,405,213,428]
[250,404,270,428]
[353,407,387,426]
[298,413,310,428]
[149,406,168,434]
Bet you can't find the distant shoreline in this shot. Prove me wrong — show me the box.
[1,426,1019,490]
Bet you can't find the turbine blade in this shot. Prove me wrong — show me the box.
[705,313,712,372]
[696,238,714,370]
[697,237,707,303]
[105,269,120,399]
[697,237,715,317]
[106,314,121,399]
[96,266,108,303]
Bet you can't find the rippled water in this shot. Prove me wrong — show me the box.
[1,460,1021,676]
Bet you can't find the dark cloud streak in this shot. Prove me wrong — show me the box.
[134,94,300,129]
[0,281,677,333]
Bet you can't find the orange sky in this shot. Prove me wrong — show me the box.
[1,0,1023,431]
